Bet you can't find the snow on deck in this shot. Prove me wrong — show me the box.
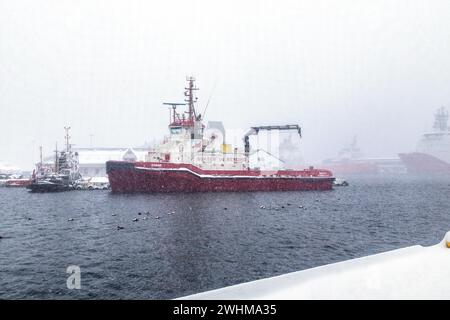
[180,232,450,299]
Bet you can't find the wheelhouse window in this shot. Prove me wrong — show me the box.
[170,127,182,134]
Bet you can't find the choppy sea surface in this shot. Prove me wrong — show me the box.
[1,175,449,299]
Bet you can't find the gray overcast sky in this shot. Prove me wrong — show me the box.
[1,0,450,170]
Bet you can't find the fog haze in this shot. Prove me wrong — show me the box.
[1,0,450,169]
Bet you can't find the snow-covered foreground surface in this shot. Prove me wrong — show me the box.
[180,231,450,299]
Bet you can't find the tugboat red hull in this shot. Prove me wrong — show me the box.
[106,161,335,193]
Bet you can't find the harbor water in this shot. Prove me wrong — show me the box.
[1,175,449,299]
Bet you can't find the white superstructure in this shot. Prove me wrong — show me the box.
[416,107,450,163]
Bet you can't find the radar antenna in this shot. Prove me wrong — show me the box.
[163,77,201,127]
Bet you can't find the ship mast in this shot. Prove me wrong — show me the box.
[54,142,59,173]
[433,107,449,131]
[39,145,43,168]
[161,77,203,164]
[163,77,200,128]
[64,126,71,152]
[184,76,199,123]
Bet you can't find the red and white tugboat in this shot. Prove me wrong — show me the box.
[106,77,335,193]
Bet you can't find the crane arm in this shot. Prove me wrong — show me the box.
[243,124,302,155]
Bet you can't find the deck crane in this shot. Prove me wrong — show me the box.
[243,124,302,164]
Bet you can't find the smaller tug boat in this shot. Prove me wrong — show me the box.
[0,163,30,187]
[5,176,31,188]
[27,127,82,193]
[0,174,31,188]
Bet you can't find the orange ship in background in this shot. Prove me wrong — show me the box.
[322,137,406,176]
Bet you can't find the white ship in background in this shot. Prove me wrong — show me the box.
[278,133,305,169]
[399,107,450,174]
